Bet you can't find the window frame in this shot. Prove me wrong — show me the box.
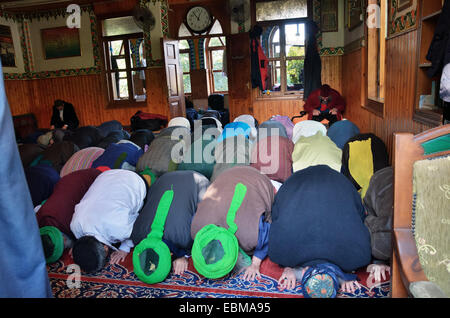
[205,36,228,94]
[361,0,386,118]
[102,32,147,107]
[256,19,308,99]
[179,40,192,96]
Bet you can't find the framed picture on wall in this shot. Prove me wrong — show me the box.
[346,0,363,31]
[41,26,81,59]
[321,0,338,32]
[388,0,418,38]
[0,25,16,67]
[397,0,413,12]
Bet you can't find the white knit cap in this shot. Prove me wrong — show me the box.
[168,117,191,130]
[292,120,327,144]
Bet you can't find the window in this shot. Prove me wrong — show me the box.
[179,40,192,94]
[256,0,308,22]
[206,36,228,93]
[101,16,146,105]
[260,22,306,97]
[363,0,386,116]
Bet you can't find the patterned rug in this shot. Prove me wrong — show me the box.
[47,250,390,298]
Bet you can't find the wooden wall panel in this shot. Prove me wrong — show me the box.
[321,55,343,94]
[5,67,169,129]
[4,80,34,116]
[252,96,304,124]
[341,29,433,162]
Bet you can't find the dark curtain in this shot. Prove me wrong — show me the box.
[303,21,322,100]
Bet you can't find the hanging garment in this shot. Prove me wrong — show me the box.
[0,62,52,297]
[36,168,103,238]
[303,21,322,100]
[250,25,268,91]
[426,0,450,78]
[341,133,389,198]
[268,165,371,272]
[191,166,274,255]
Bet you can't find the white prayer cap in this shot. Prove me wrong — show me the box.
[168,117,191,130]
[292,120,327,144]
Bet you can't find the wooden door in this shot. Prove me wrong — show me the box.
[226,32,252,120]
[163,38,185,119]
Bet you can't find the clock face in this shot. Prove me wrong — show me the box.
[186,6,212,34]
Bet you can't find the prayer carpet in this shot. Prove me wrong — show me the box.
[47,250,390,298]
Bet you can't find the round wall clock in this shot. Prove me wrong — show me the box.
[185,6,213,34]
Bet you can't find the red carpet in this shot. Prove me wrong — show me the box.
[47,250,390,298]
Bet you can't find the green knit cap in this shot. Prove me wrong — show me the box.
[192,183,247,279]
[133,188,174,284]
[39,226,64,264]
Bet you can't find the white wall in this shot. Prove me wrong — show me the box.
[0,17,25,74]
[321,0,345,49]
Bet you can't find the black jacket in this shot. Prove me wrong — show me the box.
[303,21,322,100]
[50,102,79,130]
[426,0,450,78]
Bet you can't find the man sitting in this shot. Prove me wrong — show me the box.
[303,84,345,126]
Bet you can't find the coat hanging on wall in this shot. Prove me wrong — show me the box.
[303,21,322,101]
[250,25,268,91]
